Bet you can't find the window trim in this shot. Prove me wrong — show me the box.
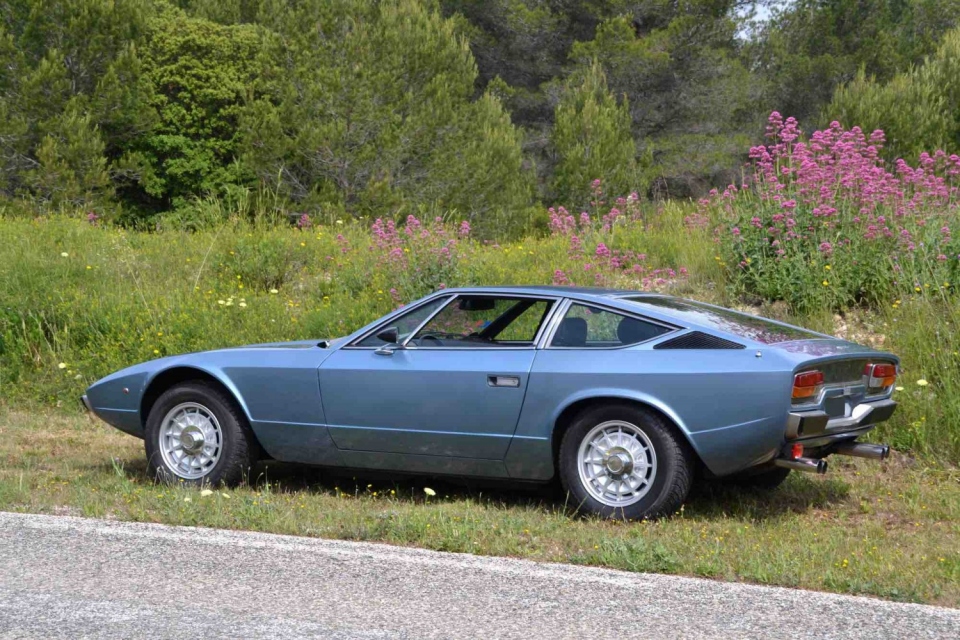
[346,292,564,351]
[542,298,681,350]
[407,293,563,351]
[345,294,453,349]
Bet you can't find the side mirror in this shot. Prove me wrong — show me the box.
[376,327,399,344]
[374,327,402,356]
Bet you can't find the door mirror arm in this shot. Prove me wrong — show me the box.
[375,343,404,356]
[374,326,407,356]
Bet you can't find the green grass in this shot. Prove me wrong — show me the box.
[1,406,957,606]
[2,210,959,459]
[2,206,959,607]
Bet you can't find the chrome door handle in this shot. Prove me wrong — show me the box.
[487,375,521,388]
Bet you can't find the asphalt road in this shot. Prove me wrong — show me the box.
[1,512,958,639]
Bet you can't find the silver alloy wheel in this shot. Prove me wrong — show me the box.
[577,420,657,507]
[158,402,223,480]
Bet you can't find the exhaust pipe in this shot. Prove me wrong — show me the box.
[834,442,890,461]
[774,456,828,474]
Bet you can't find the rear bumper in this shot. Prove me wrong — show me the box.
[786,398,896,441]
[80,395,92,412]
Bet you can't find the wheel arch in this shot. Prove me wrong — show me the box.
[140,366,253,432]
[550,393,703,470]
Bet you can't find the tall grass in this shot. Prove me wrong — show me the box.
[0,205,714,405]
[1,132,959,461]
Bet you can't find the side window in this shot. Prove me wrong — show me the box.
[354,297,448,347]
[550,303,670,348]
[411,296,552,347]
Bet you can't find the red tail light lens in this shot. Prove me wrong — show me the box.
[792,370,824,400]
[865,363,897,390]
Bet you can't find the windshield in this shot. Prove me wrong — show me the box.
[624,297,821,345]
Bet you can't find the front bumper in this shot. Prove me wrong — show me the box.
[80,395,92,412]
[786,398,896,442]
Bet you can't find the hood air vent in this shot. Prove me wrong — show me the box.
[654,331,745,350]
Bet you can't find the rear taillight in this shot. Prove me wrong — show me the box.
[865,363,897,391]
[792,370,824,401]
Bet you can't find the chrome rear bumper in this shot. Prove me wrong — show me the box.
[786,398,896,440]
[80,395,92,412]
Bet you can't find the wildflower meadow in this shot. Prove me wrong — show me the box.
[2,113,960,465]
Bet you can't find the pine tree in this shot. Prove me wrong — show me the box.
[551,60,637,207]
[241,0,532,234]
[24,103,112,208]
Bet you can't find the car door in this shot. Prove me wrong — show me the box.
[318,294,558,459]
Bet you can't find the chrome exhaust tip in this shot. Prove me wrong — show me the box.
[834,442,890,461]
[774,456,828,474]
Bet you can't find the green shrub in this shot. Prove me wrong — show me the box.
[829,27,960,163]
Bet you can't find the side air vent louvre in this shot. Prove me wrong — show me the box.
[654,331,745,350]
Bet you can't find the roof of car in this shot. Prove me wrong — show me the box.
[437,285,658,298]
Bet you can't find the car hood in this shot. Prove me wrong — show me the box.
[227,337,347,350]
[200,335,350,352]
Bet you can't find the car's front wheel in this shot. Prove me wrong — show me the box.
[145,381,256,486]
[558,403,693,520]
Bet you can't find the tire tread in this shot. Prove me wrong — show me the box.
[145,380,256,486]
[558,402,694,520]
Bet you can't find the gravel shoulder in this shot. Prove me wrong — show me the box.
[1,511,958,639]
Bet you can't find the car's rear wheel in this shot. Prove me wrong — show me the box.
[558,403,693,520]
[145,381,256,486]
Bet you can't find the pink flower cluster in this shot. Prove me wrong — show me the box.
[548,188,643,236]
[711,112,960,307]
[739,114,960,242]
[369,215,470,299]
[547,181,687,291]
[371,215,466,267]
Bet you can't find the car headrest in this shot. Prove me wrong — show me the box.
[554,317,588,347]
[617,317,659,345]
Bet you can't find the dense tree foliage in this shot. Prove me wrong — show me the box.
[829,27,960,163]
[748,0,960,126]
[1,0,958,232]
[240,0,531,236]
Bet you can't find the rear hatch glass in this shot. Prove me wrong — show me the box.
[624,297,821,345]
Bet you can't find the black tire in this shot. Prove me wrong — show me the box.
[144,381,256,487]
[558,403,693,520]
[725,466,792,491]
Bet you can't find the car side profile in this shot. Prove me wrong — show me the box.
[83,286,898,520]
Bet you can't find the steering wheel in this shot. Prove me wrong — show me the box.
[419,334,444,346]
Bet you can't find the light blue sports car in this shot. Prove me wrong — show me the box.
[84,286,898,519]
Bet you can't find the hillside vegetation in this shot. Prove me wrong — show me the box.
[2,0,960,229]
